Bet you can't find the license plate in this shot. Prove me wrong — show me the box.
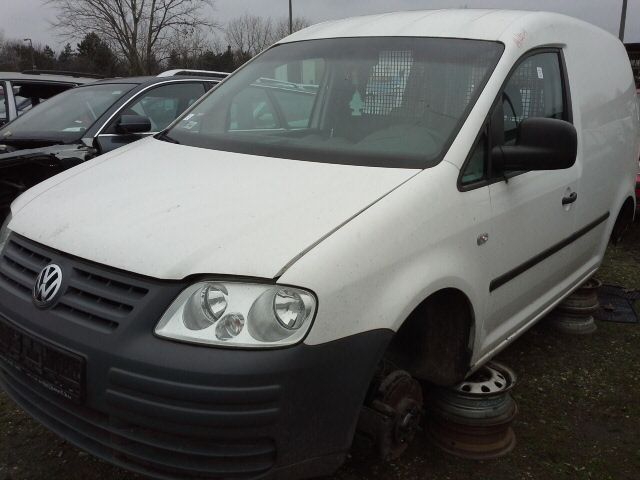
[0,318,84,403]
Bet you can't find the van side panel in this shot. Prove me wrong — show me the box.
[564,31,640,269]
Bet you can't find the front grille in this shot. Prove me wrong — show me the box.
[0,366,277,479]
[0,239,50,298]
[53,268,147,332]
[0,235,149,332]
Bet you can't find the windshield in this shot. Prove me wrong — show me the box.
[0,83,136,143]
[166,37,503,168]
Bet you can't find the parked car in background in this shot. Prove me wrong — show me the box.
[0,69,228,221]
[0,70,99,127]
[0,10,638,480]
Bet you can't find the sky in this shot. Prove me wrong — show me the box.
[1,0,640,51]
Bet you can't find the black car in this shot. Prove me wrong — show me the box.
[0,70,228,221]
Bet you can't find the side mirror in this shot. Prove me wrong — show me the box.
[115,115,152,134]
[491,118,577,172]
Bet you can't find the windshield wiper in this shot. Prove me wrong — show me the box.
[156,131,180,144]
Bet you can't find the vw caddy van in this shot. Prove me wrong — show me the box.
[0,10,638,480]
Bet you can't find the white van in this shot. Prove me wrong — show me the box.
[0,10,637,480]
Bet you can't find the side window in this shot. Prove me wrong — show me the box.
[461,133,488,185]
[501,52,567,145]
[227,59,324,132]
[271,89,316,129]
[0,84,7,126]
[108,82,205,133]
[13,85,43,116]
[204,81,218,92]
[460,51,568,186]
[229,87,279,131]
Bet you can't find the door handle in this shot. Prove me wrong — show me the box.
[562,192,578,205]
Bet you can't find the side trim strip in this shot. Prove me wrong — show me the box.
[489,212,610,292]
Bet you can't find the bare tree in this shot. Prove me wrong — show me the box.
[166,27,211,68]
[225,15,310,59]
[225,14,273,59]
[270,17,310,44]
[46,0,218,74]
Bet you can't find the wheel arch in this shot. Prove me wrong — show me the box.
[611,195,636,244]
[386,287,476,387]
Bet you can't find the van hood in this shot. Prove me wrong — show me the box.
[9,138,419,280]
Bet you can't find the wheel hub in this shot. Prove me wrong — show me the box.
[356,369,424,460]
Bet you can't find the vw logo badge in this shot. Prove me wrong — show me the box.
[33,264,63,308]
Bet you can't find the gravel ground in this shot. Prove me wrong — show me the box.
[1,222,639,480]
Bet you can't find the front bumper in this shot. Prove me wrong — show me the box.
[0,235,391,479]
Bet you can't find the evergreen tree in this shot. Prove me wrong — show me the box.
[76,33,120,76]
[58,43,75,68]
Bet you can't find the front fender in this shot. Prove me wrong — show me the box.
[279,162,492,364]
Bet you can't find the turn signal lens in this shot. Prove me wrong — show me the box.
[215,313,245,341]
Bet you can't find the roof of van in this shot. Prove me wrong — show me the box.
[280,9,607,44]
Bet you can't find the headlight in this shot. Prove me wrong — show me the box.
[0,213,12,253]
[155,281,317,348]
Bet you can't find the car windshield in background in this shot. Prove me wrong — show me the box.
[0,83,136,143]
[166,37,504,168]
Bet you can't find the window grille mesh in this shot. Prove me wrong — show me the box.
[508,58,546,121]
[361,48,498,121]
[363,51,413,115]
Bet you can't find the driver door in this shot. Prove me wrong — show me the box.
[479,50,580,355]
